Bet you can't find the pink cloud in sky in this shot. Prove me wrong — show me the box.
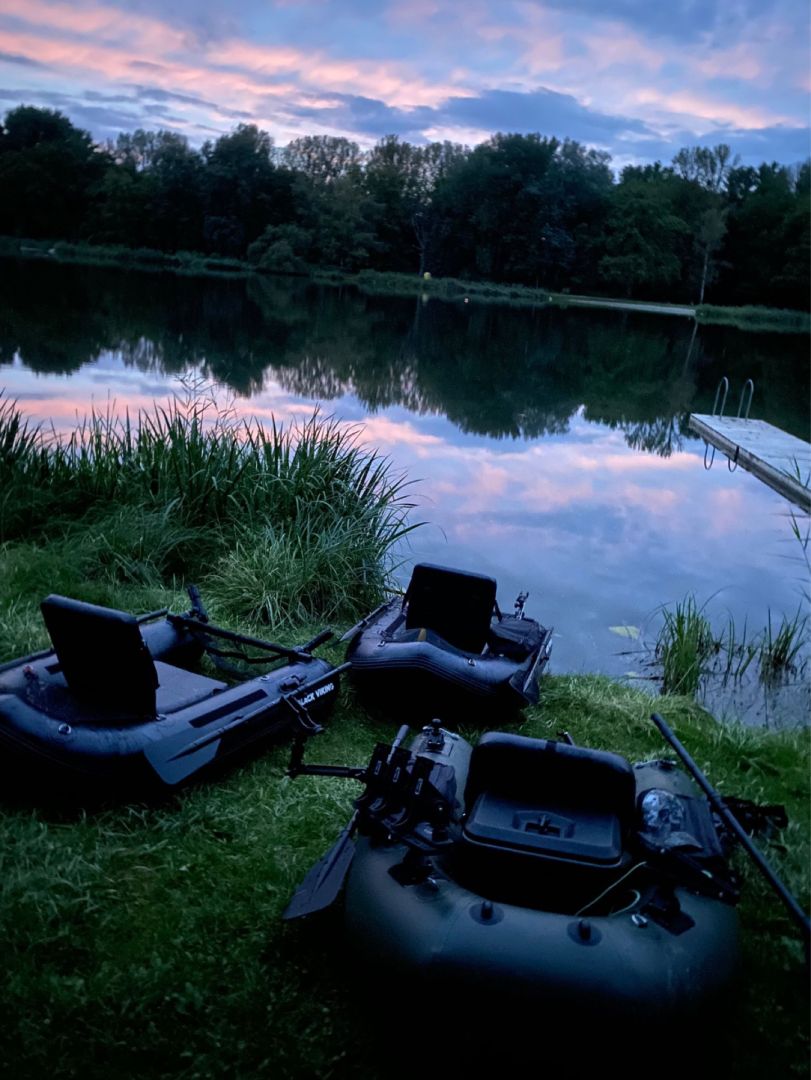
[578,27,666,75]
[214,40,473,108]
[2,0,188,53]
[691,43,766,84]
[632,87,792,131]
[0,0,806,159]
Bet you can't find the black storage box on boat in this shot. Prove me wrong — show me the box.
[462,733,636,867]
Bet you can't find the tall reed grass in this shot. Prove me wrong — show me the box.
[653,592,808,698]
[0,387,418,626]
[654,595,717,695]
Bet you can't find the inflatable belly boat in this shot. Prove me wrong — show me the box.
[344,563,553,717]
[0,592,343,800]
[285,722,743,1030]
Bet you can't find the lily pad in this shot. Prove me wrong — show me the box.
[609,625,640,640]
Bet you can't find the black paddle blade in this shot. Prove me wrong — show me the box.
[144,730,221,786]
[283,823,356,920]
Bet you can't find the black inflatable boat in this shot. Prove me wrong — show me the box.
[285,722,743,1030]
[343,563,553,717]
[0,592,343,800]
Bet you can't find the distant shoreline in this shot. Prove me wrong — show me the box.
[3,236,809,334]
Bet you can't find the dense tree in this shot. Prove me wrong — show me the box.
[0,107,807,308]
[201,124,294,254]
[0,106,107,238]
[715,161,810,308]
[596,174,690,298]
[282,135,362,183]
[672,144,738,193]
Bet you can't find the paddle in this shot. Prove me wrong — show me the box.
[282,724,412,919]
[144,665,347,786]
[283,812,359,920]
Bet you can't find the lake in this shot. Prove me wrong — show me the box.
[1,257,809,725]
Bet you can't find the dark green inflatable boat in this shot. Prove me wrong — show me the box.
[286,722,742,1028]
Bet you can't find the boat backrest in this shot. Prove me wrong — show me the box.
[404,563,497,654]
[464,732,636,828]
[41,594,159,716]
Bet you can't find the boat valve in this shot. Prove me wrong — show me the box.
[470,899,504,925]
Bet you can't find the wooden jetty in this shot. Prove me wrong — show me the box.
[689,414,811,512]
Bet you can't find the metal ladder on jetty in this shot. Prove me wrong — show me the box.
[689,377,811,513]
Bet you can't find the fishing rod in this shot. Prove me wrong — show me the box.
[651,712,810,949]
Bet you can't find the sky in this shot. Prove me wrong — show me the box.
[0,0,809,167]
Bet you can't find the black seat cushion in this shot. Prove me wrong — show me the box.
[41,594,159,717]
[404,563,497,654]
[464,732,636,828]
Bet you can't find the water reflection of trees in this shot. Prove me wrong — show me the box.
[1,259,808,452]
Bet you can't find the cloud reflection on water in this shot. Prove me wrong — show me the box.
[6,360,800,694]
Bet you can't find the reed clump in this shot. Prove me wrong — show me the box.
[655,595,717,695]
[759,609,809,684]
[653,593,809,698]
[0,388,417,630]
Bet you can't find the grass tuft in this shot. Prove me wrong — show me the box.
[654,595,717,695]
[759,609,809,684]
[651,591,809,697]
[0,387,418,628]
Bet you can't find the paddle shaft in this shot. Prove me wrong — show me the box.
[170,614,314,662]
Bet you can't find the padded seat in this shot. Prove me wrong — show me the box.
[404,563,497,654]
[463,733,636,867]
[40,595,227,721]
[42,595,160,716]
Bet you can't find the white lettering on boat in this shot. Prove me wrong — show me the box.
[296,682,335,707]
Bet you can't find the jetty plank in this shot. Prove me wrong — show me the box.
[689,414,811,512]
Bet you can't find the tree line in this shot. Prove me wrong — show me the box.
[0,105,808,309]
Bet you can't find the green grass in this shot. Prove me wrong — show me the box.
[341,268,558,308]
[654,595,718,695]
[652,593,809,695]
[695,304,811,333]
[52,242,252,278]
[759,609,809,684]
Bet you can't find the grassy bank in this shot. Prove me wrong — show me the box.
[0,627,808,1078]
[3,236,809,331]
[4,236,252,279]
[694,303,811,333]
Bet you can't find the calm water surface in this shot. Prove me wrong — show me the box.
[2,259,809,725]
